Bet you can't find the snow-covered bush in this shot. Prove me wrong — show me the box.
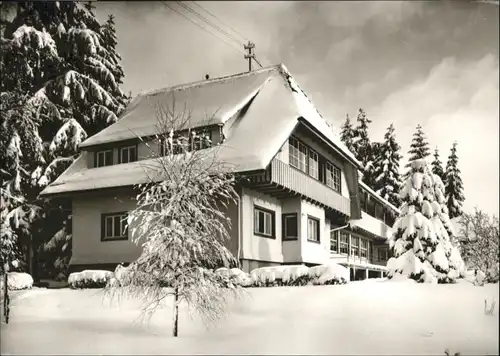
[68,270,113,289]
[0,272,34,291]
[215,267,253,287]
[249,263,348,287]
[308,262,349,285]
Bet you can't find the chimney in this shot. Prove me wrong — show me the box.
[205,74,210,80]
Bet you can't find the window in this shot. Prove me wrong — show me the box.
[375,203,384,221]
[325,161,341,193]
[307,216,320,242]
[289,136,307,172]
[95,150,113,167]
[378,247,388,261]
[160,129,212,156]
[360,188,367,212]
[254,206,275,238]
[330,230,339,253]
[369,241,373,259]
[282,213,298,240]
[308,149,319,179]
[360,239,368,258]
[350,236,359,257]
[367,197,376,217]
[118,145,137,164]
[339,231,349,254]
[101,212,128,241]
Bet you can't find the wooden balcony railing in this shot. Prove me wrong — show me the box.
[269,158,351,216]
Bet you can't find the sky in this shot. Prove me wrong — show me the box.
[95,0,499,217]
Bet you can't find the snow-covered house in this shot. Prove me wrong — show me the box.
[40,64,399,280]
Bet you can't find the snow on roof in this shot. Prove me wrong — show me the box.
[41,63,362,197]
[358,180,401,214]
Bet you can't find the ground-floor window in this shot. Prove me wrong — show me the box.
[330,230,339,252]
[282,213,298,240]
[360,239,368,258]
[351,236,359,257]
[254,206,275,238]
[307,216,320,242]
[378,247,388,261]
[101,212,129,241]
[339,231,349,254]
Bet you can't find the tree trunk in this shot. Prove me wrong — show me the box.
[3,271,9,324]
[172,287,179,337]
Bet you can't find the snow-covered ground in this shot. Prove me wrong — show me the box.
[1,279,498,355]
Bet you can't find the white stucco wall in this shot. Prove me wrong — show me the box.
[281,197,302,263]
[240,187,284,263]
[299,200,330,264]
[71,192,141,265]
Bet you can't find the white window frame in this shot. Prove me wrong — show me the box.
[254,206,274,238]
[330,230,339,253]
[308,149,319,179]
[351,236,359,257]
[119,145,137,164]
[325,161,341,193]
[96,149,113,167]
[289,136,307,173]
[360,239,368,258]
[339,231,349,254]
[307,216,320,242]
[102,212,128,240]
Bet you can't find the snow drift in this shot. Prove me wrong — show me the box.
[68,270,113,289]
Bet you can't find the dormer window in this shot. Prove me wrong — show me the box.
[119,145,137,164]
[160,129,213,156]
[95,150,113,167]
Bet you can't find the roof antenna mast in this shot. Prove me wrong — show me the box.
[244,41,255,72]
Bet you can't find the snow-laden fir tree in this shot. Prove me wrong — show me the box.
[352,108,377,188]
[444,142,465,219]
[0,1,129,277]
[373,123,402,208]
[403,124,430,180]
[431,147,445,183]
[104,103,244,337]
[340,113,355,154]
[387,158,464,283]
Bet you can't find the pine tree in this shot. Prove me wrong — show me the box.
[0,2,129,277]
[431,147,445,183]
[444,142,465,219]
[373,123,402,208]
[352,108,376,188]
[340,113,355,154]
[404,124,430,179]
[387,159,463,283]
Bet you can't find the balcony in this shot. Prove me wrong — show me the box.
[350,211,393,241]
[243,158,351,217]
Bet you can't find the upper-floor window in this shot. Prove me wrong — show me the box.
[307,216,320,243]
[378,247,388,261]
[254,206,275,238]
[160,130,212,156]
[95,149,113,168]
[101,212,128,241]
[325,161,341,193]
[308,149,319,179]
[282,213,298,240]
[289,136,308,172]
[118,145,137,164]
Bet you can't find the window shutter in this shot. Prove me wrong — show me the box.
[101,214,105,239]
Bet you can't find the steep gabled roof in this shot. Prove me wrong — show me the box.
[40,64,361,197]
